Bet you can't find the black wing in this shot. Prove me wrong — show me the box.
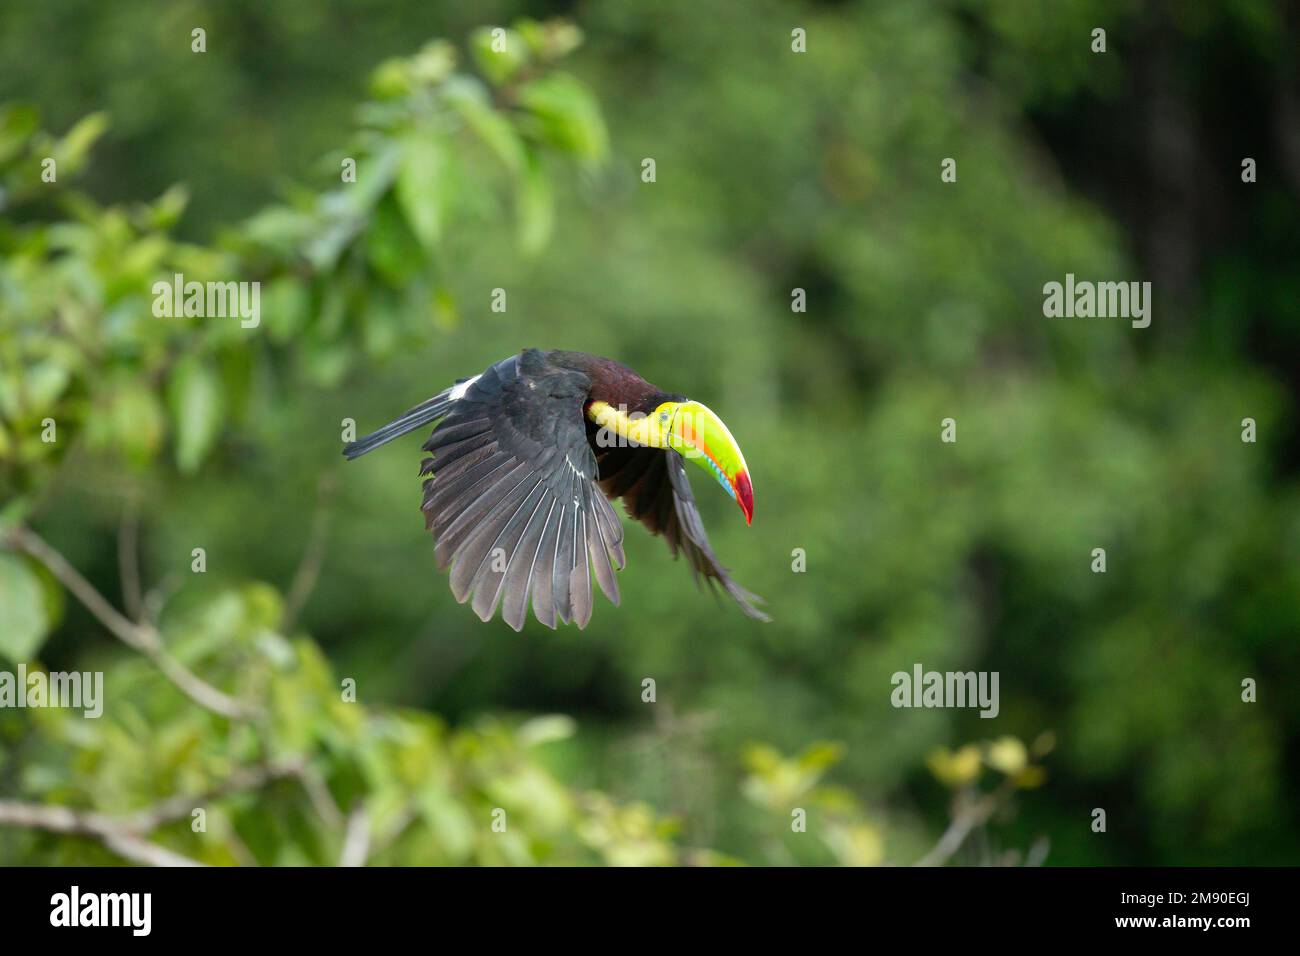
[419,350,625,631]
[593,441,769,622]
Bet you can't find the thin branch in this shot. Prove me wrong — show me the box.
[141,572,180,628]
[0,803,204,867]
[294,764,345,830]
[281,473,336,633]
[102,832,205,867]
[150,651,259,721]
[7,525,152,653]
[117,757,308,831]
[5,524,260,720]
[338,803,370,867]
[913,777,1018,867]
[0,758,306,867]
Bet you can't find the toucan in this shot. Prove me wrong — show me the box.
[343,349,768,630]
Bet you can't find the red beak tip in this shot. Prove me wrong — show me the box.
[735,472,754,525]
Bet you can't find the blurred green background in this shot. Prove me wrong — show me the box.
[1,0,1298,866]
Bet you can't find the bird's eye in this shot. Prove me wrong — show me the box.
[659,411,670,423]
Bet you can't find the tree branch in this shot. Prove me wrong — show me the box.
[913,777,1018,867]
[0,758,305,867]
[0,802,204,867]
[5,524,260,720]
[338,803,370,867]
[294,764,345,831]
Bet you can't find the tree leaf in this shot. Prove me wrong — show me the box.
[518,72,608,164]
[167,356,224,474]
[396,134,448,251]
[797,741,845,771]
[0,552,50,663]
[444,78,525,173]
[517,150,554,255]
[366,194,425,283]
[94,379,165,466]
[469,27,528,86]
[54,111,109,176]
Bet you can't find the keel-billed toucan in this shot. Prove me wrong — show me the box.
[344,349,768,630]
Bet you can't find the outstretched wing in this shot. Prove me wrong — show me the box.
[419,350,625,631]
[593,441,769,622]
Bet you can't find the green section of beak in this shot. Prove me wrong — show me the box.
[665,400,753,522]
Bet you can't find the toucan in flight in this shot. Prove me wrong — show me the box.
[344,349,768,630]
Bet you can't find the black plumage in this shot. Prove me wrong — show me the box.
[344,349,767,630]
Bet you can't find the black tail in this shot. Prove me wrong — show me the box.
[343,390,453,460]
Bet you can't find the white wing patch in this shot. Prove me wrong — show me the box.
[449,374,482,402]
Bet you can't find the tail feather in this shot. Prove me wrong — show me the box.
[343,389,454,460]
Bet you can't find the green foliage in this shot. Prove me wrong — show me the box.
[2,583,686,865]
[0,23,678,867]
[742,742,884,866]
[0,553,52,663]
[0,17,608,512]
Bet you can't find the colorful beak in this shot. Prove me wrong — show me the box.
[663,400,754,524]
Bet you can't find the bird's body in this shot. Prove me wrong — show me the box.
[344,349,767,630]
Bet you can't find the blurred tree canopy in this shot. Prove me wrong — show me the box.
[0,18,696,867]
[2,0,1299,866]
